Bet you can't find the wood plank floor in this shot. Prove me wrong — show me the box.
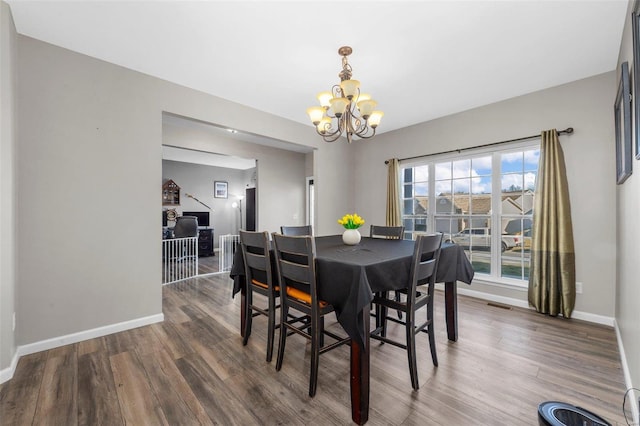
[198,254,219,275]
[0,274,629,425]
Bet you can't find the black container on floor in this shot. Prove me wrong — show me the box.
[538,401,611,426]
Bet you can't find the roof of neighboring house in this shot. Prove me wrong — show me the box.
[411,192,529,215]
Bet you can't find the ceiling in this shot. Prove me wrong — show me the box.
[162,113,312,169]
[162,145,256,170]
[7,1,628,136]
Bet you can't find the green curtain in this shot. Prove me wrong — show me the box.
[386,158,402,226]
[528,129,576,317]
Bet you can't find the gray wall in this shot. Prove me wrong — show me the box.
[162,159,255,243]
[615,0,640,406]
[0,0,17,372]
[14,33,350,353]
[161,121,309,234]
[354,72,617,319]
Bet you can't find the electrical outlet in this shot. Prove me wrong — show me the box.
[575,282,583,294]
[12,312,16,331]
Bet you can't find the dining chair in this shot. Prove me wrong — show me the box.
[370,224,406,319]
[371,232,443,390]
[280,225,313,236]
[369,224,405,239]
[172,215,199,262]
[238,230,280,362]
[272,233,350,397]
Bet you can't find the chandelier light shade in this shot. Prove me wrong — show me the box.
[307,46,383,143]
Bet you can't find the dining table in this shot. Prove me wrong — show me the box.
[230,235,474,425]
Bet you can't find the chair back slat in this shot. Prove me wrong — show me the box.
[245,251,267,272]
[280,225,313,236]
[239,230,273,290]
[415,260,437,284]
[272,233,318,304]
[410,233,443,287]
[273,233,313,255]
[370,225,405,239]
[279,259,312,286]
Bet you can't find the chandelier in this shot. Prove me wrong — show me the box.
[306,46,383,143]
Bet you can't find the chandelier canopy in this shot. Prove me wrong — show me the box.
[307,46,383,143]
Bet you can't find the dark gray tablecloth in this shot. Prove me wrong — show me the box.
[230,235,474,348]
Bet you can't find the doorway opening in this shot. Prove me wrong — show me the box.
[162,145,256,281]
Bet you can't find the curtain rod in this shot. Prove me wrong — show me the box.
[385,127,574,164]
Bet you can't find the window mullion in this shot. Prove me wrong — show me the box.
[429,163,435,233]
[491,152,501,275]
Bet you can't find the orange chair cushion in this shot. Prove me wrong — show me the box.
[251,278,279,292]
[286,286,328,307]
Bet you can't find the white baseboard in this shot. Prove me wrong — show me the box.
[0,350,20,384]
[614,320,639,425]
[0,313,163,384]
[449,285,615,326]
[568,309,615,327]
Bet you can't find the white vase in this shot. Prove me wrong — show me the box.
[342,229,361,245]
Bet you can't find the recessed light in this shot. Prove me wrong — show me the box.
[226,128,237,134]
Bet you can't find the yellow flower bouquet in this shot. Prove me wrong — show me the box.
[338,213,365,230]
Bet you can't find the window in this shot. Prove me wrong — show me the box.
[401,143,539,284]
[499,149,538,280]
[402,165,428,239]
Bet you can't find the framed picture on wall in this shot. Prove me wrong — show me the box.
[633,6,640,159]
[214,180,228,198]
[614,61,632,185]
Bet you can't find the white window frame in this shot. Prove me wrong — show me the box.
[401,140,539,287]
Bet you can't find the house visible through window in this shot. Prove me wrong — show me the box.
[401,143,539,285]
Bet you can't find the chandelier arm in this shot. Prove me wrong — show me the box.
[354,119,369,137]
[321,129,343,143]
[337,113,346,134]
[315,125,341,142]
[332,84,342,99]
[324,109,337,119]
[353,116,364,134]
[349,96,368,134]
[356,127,377,139]
[344,109,355,136]
[316,118,340,138]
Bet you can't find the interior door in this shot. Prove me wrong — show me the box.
[245,187,256,231]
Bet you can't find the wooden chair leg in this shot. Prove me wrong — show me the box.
[395,291,403,320]
[428,322,438,367]
[406,312,419,391]
[309,314,320,397]
[428,304,438,366]
[319,316,325,348]
[242,290,252,346]
[276,304,288,371]
[380,303,389,339]
[266,296,276,362]
[374,295,382,330]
